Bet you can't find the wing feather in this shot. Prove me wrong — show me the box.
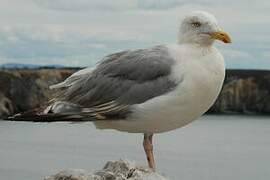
[50,45,179,119]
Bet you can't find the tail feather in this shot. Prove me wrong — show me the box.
[3,100,126,123]
[2,100,97,122]
[5,113,93,122]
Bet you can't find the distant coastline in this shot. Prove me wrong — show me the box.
[0,63,83,70]
[0,68,270,118]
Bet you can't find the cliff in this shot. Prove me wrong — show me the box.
[0,68,270,118]
[209,70,270,114]
[0,69,77,118]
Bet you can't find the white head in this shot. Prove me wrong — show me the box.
[178,11,231,46]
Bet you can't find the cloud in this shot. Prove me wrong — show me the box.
[0,25,156,66]
[0,0,270,69]
[34,0,137,11]
[32,0,270,13]
[137,0,215,9]
[221,49,254,60]
[261,52,270,59]
[220,48,270,69]
[0,25,152,43]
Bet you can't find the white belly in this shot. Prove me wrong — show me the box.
[94,44,225,133]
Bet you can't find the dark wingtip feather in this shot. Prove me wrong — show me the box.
[4,113,77,122]
[3,111,101,122]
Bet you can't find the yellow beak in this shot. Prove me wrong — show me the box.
[210,30,231,43]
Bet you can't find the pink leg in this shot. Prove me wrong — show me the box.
[143,133,156,171]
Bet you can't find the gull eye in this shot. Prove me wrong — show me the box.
[191,22,201,28]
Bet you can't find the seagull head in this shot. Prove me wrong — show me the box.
[178,11,231,46]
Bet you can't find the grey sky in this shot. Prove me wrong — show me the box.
[0,0,269,69]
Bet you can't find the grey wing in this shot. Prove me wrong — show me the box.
[52,45,180,119]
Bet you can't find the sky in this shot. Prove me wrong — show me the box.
[0,0,269,69]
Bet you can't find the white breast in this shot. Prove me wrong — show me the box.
[95,44,225,133]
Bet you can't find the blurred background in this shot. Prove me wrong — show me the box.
[0,1,270,180]
[1,0,270,117]
[0,0,269,68]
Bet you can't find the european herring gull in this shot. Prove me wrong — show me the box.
[9,11,231,171]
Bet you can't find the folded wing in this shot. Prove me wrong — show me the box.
[8,45,181,122]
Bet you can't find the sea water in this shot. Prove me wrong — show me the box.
[0,115,270,180]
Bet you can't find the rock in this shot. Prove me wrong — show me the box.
[44,160,169,180]
[44,169,88,180]
[0,93,13,117]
